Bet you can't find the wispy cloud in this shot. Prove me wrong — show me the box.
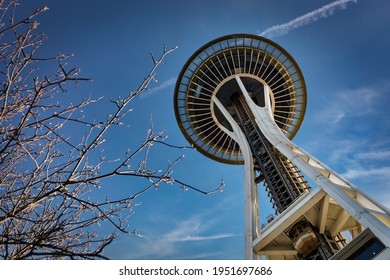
[259,0,358,38]
[342,166,390,180]
[313,85,381,125]
[164,216,238,243]
[173,233,239,242]
[339,87,379,116]
[119,214,239,259]
[140,77,177,99]
[355,150,390,160]
[315,106,346,125]
[326,139,362,164]
[149,77,177,93]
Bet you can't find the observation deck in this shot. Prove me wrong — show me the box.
[174,34,307,164]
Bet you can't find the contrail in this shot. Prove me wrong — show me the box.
[259,0,357,38]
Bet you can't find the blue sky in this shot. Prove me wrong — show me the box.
[18,0,390,259]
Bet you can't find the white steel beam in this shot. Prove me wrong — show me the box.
[212,96,260,260]
[330,209,350,237]
[319,195,330,234]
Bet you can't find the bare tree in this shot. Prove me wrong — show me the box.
[0,1,223,259]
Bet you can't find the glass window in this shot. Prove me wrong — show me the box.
[212,43,222,53]
[244,37,252,47]
[347,238,385,260]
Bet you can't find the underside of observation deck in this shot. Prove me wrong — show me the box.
[174,34,306,164]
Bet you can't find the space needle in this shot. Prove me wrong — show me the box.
[174,34,390,260]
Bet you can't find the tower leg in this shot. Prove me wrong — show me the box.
[213,96,260,259]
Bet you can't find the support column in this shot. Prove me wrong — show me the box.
[213,96,260,259]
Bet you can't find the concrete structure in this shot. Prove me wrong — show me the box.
[173,34,390,260]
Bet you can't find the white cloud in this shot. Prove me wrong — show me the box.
[259,0,358,38]
[341,166,390,180]
[149,77,177,93]
[313,84,381,126]
[327,139,362,163]
[120,214,238,259]
[163,215,238,243]
[355,150,390,160]
[140,77,177,99]
[314,106,346,125]
[173,233,239,242]
[339,87,379,115]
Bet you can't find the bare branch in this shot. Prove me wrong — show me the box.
[0,1,220,260]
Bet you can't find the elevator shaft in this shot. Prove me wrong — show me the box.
[230,92,310,213]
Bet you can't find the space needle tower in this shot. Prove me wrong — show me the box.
[174,34,390,260]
